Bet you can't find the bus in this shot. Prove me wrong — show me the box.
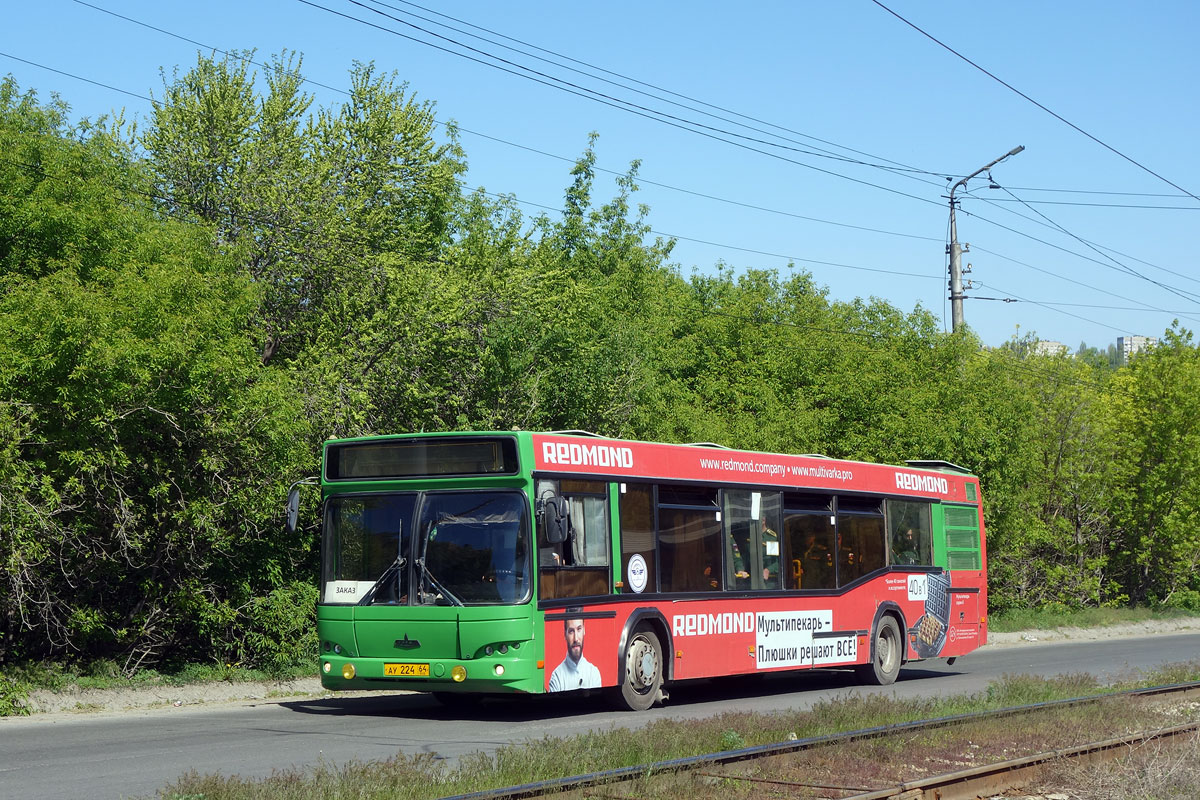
[290,430,986,711]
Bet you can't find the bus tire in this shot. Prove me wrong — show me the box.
[612,628,664,711]
[857,615,902,686]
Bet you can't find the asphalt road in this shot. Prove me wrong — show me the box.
[2,632,1198,800]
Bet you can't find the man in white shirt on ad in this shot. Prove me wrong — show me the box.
[548,617,601,691]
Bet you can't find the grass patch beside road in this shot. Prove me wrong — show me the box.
[988,605,1200,633]
[154,663,1200,800]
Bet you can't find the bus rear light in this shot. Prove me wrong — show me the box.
[451,666,467,682]
[342,663,356,680]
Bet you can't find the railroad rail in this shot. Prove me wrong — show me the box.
[442,681,1200,800]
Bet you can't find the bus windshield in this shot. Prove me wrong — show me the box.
[321,491,531,606]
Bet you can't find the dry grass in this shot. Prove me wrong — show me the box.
[153,670,1200,800]
[1029,729,1200,800]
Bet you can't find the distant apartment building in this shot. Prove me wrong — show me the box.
[1032,340,1068,357]
[1117,335,1157,363]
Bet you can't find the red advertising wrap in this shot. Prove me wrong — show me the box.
[532,433,986,696]
[531,434,976,502]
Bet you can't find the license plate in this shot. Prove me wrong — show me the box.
[384,662,429,677]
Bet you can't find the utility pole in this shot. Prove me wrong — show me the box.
[948,145,1024,332]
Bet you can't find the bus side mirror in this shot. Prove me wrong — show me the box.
[286,487,301,535]
[542,496,570,544]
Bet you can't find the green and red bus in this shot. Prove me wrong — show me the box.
[292,430,986,710]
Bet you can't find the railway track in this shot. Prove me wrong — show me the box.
[443,681,1200,800]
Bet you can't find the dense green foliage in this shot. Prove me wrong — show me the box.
[2,53,1199,674]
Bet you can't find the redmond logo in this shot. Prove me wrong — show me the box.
[895,472,950,495]
[542,441,634,469]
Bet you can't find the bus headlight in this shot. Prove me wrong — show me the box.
[494,664,505,676]
[342,663,356,680]
[322,661,331,674]
[451,666,467,682]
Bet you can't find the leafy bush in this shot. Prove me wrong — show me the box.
[237,582,319,675]
[1162,590,1200,613]
[0,675,31,716]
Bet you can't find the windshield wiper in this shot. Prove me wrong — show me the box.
[358,555,406,606]
[416,558,464,606]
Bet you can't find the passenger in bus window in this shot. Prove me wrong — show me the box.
[893,528,920,565]
[803,534,832,588]
[761,523,780,585]
[548,618,602,691]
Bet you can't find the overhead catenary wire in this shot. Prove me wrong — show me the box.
[961,190,1200,290]
[354,0,945,179]
[2,155,1139,405]
[0,49,945,288]
[991,181,1200,307]
[292,1,1200,320]
[75,0,1169,289]
[4,43,1189,337]
[870,0,1200,204]
[6,4,1191,345]
[292,0,952,206]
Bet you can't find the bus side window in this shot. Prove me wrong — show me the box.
[538,479,611,600]
[782,493,834,590]
[887,500,932,566]
[723,490,782,591]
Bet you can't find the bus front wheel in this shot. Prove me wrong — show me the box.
[857,616,902,686]
[612,628,664,711]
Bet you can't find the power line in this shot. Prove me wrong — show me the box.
[952,199,1200,317]
[329,0,930,175]
[38,3,953,251]
[0,47,940,275]
[358,0,947,179]
[453,127,943,243]
[970,289,1197,314]
[1004,186,1193,199]
[964,196,1200,211]
[968,282,1150,335]
[51,4,1195,317]
[967,244,1200,326]
[962,192,1200,290]
[470,188,940,282]
[870,0,1200,204]
[11,9,1192,341]
[293,0,950,207]
[1,155,1134,403]
[991,181,1200,307]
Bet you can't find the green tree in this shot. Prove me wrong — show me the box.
[1106,325,1200,605]
[143,51,465,368]
[0,78,310,671]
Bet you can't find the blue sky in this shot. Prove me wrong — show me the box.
[4,1,1198,348]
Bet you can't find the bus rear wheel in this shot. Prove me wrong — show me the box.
[857,615,902,686]
[611,628,663,711]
